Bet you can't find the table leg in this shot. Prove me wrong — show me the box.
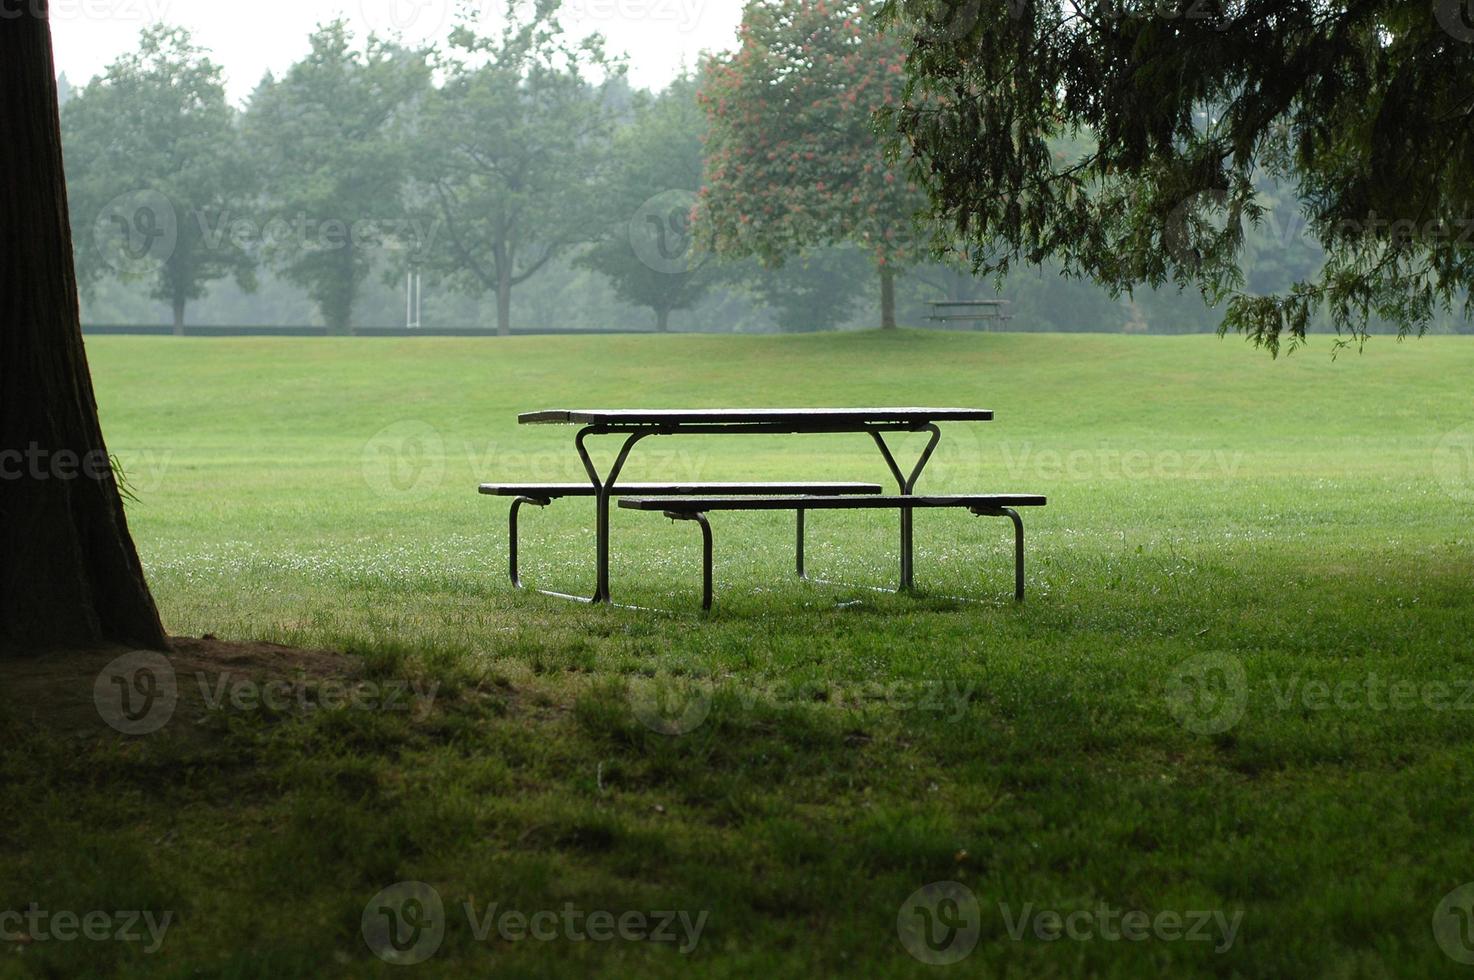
[575,426,654,604]
[870,424,942,591]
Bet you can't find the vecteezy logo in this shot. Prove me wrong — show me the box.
[1433,882,1474,964]
[361,421,446,499]
[1434,0,1474,42]
[1433,424,1474,503]
[1165,652,1248,735]
[92,190,178,276]
[362,881,446,966]
[897,881,980,965]
[630,190,699,275]
[94,651,178,735]
[629,677,714,736]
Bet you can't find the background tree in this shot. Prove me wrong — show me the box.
[419,0,621,336]
[244,22,429,334]
[880,0,1474,353]
[63,26,257,335]
[746,248,871,330]
[576,74,718,333]
[697,0,929,329]
[1,6,168,650]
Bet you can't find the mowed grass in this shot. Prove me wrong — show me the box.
[3,329,1474,977]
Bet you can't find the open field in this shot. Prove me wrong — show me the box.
[4,330,1474,977]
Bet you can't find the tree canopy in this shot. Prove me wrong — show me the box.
[64,26,256,333]
[575,74,720,332]
[698,0,930,328]
[418,0,621,335]
[244,22,429,334]
[880,0,1474,352]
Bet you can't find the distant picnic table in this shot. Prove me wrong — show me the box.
[927,300,1015,328]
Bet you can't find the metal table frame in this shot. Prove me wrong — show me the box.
[515,409,995,605]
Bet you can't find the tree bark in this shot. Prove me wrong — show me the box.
[0,5,169,652]
[324,240,356,336]
[655,307,671,333]
[171,294,186,336]
[496,264,512,337]
[879,262,897,329]
[342,239,357,336]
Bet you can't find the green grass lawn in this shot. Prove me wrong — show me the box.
[4,329,1474,977]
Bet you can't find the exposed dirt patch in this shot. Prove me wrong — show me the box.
[0,636,359,736]
[167,635,353,680]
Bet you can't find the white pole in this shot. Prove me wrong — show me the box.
[405,268,423,329]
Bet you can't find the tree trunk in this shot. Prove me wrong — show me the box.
[655,307,671,333]
[496,264,512,337]
[342,239,356,336]
[879,262,897,330]
[0,5,169,652]
[171,294,186,336]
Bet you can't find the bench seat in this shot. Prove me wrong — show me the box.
[618,494,1046,513]
[483,481,885,597]
[480,482,884,498]
[618,494,1047,609]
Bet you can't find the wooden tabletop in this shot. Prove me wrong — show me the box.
[518,408,995,426]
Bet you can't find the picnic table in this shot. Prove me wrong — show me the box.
[481,408,1046,610]
[927,300,1015,328]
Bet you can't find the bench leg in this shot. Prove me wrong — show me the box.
[508,496,551,589]
[508,496,598,603]
[796,507,806,580]
[972,506,1026,602]
[1003,507,1025,603]
[665,511,714,611]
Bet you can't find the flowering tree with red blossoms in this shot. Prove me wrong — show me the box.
[695,0,928,329]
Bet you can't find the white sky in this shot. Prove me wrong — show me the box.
[50,0,744,104]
